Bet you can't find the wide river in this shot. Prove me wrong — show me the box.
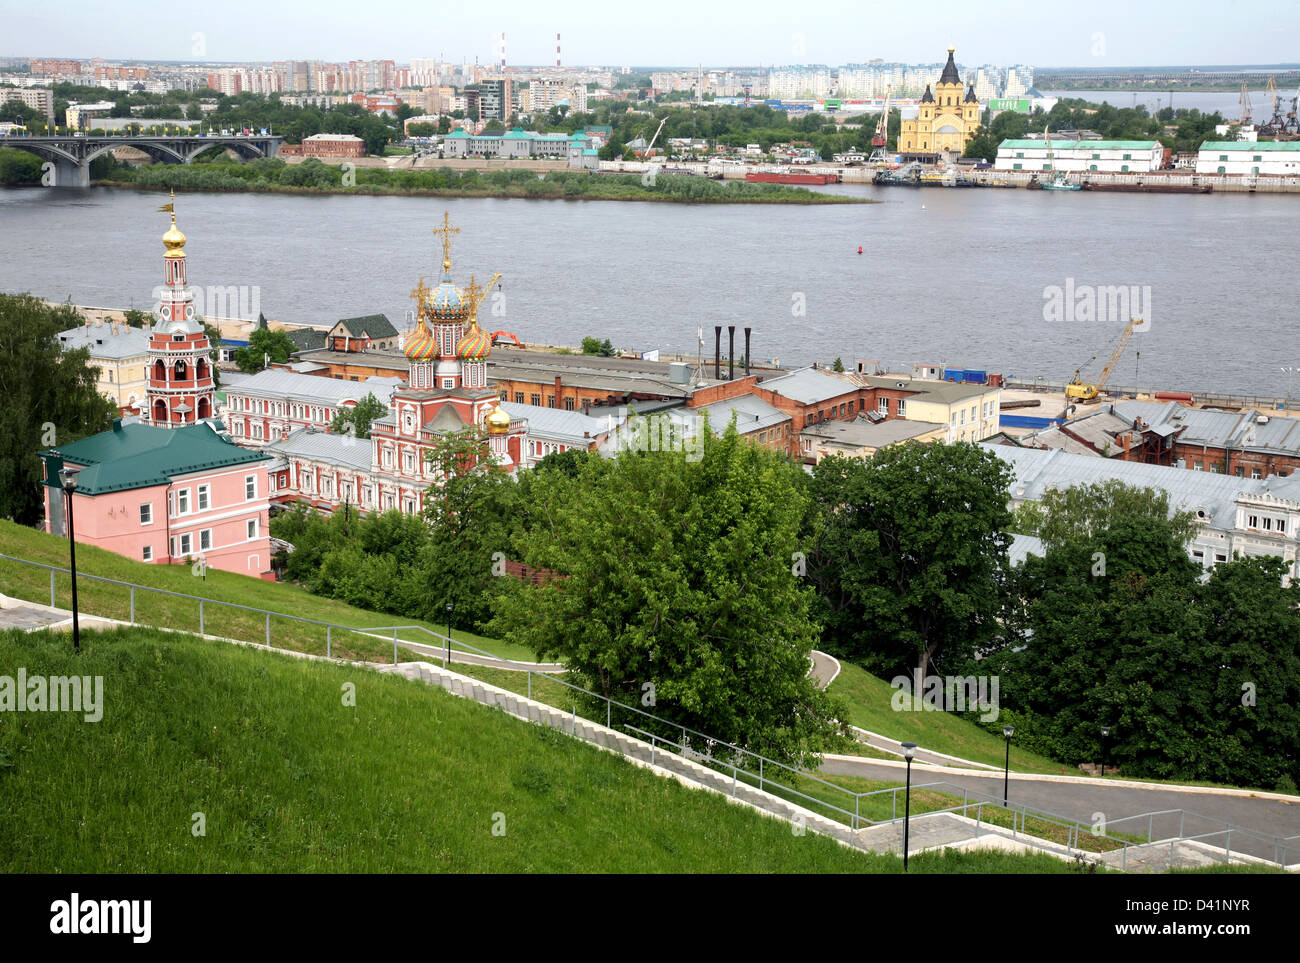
[1,182,1296,395]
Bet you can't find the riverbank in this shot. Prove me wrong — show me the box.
[92,158,872,205]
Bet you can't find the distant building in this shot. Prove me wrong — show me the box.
[0,87,54,123]
[58,320,151,415]
[222,369,403,446]
[441,128,591,159]
[995,139,1165,173]
[898,47,980,158]
[301,133,365,157]
[65,101,116,129]
[801,418,947,464]
[1196,141,1300,176]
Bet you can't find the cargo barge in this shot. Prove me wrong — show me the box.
[745,171,836,185]
[1080,181,1212,194]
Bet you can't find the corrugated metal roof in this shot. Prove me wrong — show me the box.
[758,367,859,404]
[1200,141,1300,152]
[803,418,945,447]
[58,325,152,360]
[1114,401,1300,455]
[1007,532,1045,567]
[998,139,1162,150]
[265,428,372,471]
[43,422,270,495]
[697,394,789,435]
[502,402,607,442]
[985,443,1279,535]
[229,369,402,404]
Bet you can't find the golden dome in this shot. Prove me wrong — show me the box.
[162,214,186,258]
[485,400,511,435]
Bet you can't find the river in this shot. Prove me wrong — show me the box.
[1,183,1297,395]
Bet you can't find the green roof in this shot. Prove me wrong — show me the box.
[335,314,397,339]
[42,422,270,495]
[1199,140,1300,152]
[445,129,469,138]
[998,139,1162,150]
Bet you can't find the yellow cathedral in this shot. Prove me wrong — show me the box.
[899,46,981,156]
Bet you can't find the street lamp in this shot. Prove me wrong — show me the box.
[1100,726,1112,778]
[445,600,454,666]
[901,741,917,871]
[59,466,82,655]
[1002,725,1015,804]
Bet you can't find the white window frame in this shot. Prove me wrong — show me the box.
[176,488,191,515]
[142,545,153,562]
[245,475,257,500]
[197,484,210,511]
[178,532,193,556]
[200,529,212,551]
[140,503,153,525]
[247,519,259,540]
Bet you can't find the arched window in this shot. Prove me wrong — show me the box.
[153,400,167,423]
[153,359,166,381]
[174,359,188,380]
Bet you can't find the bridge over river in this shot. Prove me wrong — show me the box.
[0,133,284,188]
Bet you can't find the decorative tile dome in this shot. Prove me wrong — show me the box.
[456,321,492,361]
[404,320,437,361]
[426,261,469,321]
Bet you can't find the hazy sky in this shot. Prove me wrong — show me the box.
[2,0,1296,67]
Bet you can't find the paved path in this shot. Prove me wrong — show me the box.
[817,756,1300,862]
[393,637,565,674]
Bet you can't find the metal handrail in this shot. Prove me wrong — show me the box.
[4,549,1294,867]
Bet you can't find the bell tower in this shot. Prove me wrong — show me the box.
[145,192,215,428]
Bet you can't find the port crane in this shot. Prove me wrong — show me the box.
[1065,317,1141,402]
[868,88,892,165]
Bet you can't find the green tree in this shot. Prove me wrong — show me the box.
[806,442,1014,684]
[233,327,295,372]
[1012,479,1196,550]
[329,392,389,440]
[121,309,151,328]
[488,420,846,764]
[0,295,116,524]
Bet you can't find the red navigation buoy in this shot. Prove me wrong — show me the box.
[857,246,863,255]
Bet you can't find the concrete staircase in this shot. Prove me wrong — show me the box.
[378,661,860,847]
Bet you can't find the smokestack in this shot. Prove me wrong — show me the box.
[557,33,562,68]
[728,325,735,381]
[714,325,722,380]
[500,32,506,71]
[744,327,751,377]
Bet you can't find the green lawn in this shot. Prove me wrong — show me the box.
[0,520,534,663]
[0,625,1082,873]
[825,660,1068,775]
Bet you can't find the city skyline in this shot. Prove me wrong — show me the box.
[2,0,1297,69]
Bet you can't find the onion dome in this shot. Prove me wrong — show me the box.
[426,260,469,321]
[485,400,511,435]
[456,321,492,362]
[405,320,437,361]
[162,213,187,259]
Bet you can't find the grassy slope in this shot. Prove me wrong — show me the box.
[0,626,1081,874]
[0,519,532,662]
[826,661,1067,775]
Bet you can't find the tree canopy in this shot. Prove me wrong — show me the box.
[0,295,116,525]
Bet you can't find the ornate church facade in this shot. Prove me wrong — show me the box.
[898,46,981,158]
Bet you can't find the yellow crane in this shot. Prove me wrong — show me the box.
[1066,317,1141,402]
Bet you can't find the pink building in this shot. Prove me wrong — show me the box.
[42,421,275,577]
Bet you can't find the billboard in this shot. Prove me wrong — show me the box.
[988,98,1031,113]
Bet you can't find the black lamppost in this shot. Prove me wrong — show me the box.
[59,466,82,655]
[901,741,917,871]
[1100,726,1111,778]
[445,600,454,666]
[1002,724,1015,805]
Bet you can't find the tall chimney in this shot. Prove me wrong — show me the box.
[714,325,722,380]
[728,325,735,381]
[557,33,562,68]
[744,327,751,377]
